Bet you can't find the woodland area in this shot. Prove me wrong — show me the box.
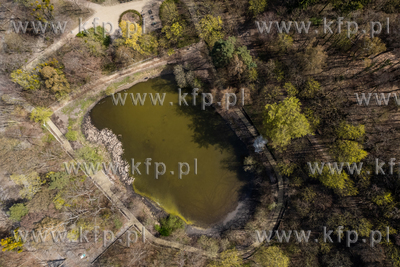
[2,0,400,266]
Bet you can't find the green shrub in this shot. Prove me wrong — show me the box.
[105,86,115,96]
[30,107,53,123]
[276,161,296,177]
[53,193,66,210]
[209,248,243,267]
[10,172,43,200]
[168,48,175,56]
[40,65,70,98]
[10,69,40,90]
[47,171,70,190]
[114,218,123,229]
[138,33,159,55]
[0,229,24,253]
[155,215,185,236]
[249,0,267,17]
[160,0,198,48]
[271,60,284,82]
[65,127,78,141]
[77,26,111,47]
[9,204,29,222]
[387,244,400,267]
[77,146,103,165]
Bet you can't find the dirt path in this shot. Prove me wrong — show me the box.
[14,0,288,258]
[43,115,214,265]
[51,56,164,112]
[17,58,213,265]
[24,0,157,70]
[227,108,287,257]
[44,67,286,265]
[173,1,288,253]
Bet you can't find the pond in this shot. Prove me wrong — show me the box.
[90,75,251,227]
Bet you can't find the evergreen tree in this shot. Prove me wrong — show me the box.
[210,37,236,68]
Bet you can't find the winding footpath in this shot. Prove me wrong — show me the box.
[45,96,287,266]
[41,85,213,267]
[14,0,287,264]
[221,107,286,259]
[24,0,156,70]
[43,112,213,267]
[16,1,215,264]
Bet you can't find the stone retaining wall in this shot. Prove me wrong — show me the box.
[82,116,133,184]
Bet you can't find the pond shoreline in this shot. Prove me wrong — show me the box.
[186,107,260,236]
[82,116,132,184]
[80,71,174,224]
[81,74,258,235]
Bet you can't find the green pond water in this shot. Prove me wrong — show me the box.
[90,76,251,226]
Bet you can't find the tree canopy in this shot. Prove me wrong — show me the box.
[336,122,365,141]
[210,37,236,68]
[160,0,179,25]
[154,215,185,236]
[249,0,268,17]
[332,140,368,163]
[162,22,184,42]
[138,33,159,55]
[284,82,298,97]
[300,45,327,74]
[10,69,40,90]
[208,248,243,267]
[360,37,386,56]
[198,15,223,47]
[40,66,70,97]
[254,246,290,267]
[30,107,53,123]
[236,45,257,69]
[10,172,43,200]
[47,171,71,190]
[119,20,143,53]
[332,0,369,14]
[263,97,312,148]
[300,78,321,98]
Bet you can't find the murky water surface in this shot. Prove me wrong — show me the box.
[90,76,250,226]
